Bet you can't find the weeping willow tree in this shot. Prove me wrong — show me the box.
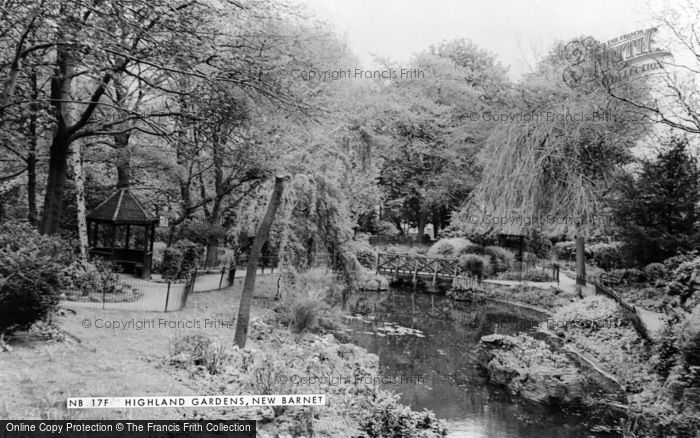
[271,173,362,304]
[472,101,632,285]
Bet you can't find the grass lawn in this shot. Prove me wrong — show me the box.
[0,276,277,421]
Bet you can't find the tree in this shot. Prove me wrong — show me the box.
[468,43,647,284]
[614,137,700,264]
[71,143,88,261]
[234,175,289,348]
[377,41,507,240]
[36,0,218,234]
[0,0,50,121]
[601,1,700,135]
[155,3,344,258]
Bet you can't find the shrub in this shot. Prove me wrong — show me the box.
[0,222,73,340]
[551,295,622,326]
[458,254,490,280]
[666,256,700,305]
[174,239,200,275]
[586,242,625,270]
[553,241,576,261]
[161,247,184,280]
[352,237,377,270]
[376,220,400,236]
[528,230,553,259]
[0,222,73,260]
[497,269,549,282]
[484,246,514,274]
[360,390,447,438]
[678,306,700,367]
[169,334,231,375]
[427,238,471,258]
[523,269,553,282]
[60,259,134,296]
[663,251,699,273]
[274,285,338,334]
[459,243,485,256]
[650,326,681,379]
[644,263,667,280]
[625,268,647,283]
[161,239,202,280]
[522,251,538,267]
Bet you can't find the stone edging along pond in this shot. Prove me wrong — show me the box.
[470,294,631,430]
[479,294,626,387]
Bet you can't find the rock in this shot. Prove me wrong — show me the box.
[234,406,275,421]
[363,279,380,290]
[681,387,700,414]
[679,306,700,366]
[480,334,520,349]
[517,368,586,404]
[486,359,520,385]
[477,334,588,406]
[337,343,356,360]
[660,373,687,407]
[169,352,191,364]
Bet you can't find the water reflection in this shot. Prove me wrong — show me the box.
[346,289,616,438]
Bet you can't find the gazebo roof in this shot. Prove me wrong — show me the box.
[87,188,157,224]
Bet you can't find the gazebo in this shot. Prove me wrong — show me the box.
[86,187,158,278]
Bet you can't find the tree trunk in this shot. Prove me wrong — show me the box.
[26,69,38,226]
[416,208,430,242]
[576,235,586,286]
[26,136,37,226]
[203,200,222,268]
[205,233,220,268]
[432,208,440,240]
[114,81,132,189]
[72,143,88,261]
[339,247,361,307]
[306,236,314,267]
[233,176,288,348]
[393,218,403,235]
[40,44,73,235]
[114,131,131,189]
[40,132,71,234]
[41,37,114,234]
[167,223,177,247]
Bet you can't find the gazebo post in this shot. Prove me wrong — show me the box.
[125,224,131,249]
[110,223,116,265]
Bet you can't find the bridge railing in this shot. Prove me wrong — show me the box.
[376,252,465,285]
[376,252,560,285]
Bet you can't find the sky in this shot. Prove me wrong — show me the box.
[294,0,658,80]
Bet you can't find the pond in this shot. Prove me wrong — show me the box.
[345,288,617,438]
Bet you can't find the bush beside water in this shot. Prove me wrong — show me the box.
[427,238,471,258]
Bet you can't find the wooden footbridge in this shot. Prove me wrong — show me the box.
[375,252,477,288]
